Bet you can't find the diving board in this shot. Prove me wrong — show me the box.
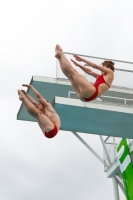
[17,76,133,139]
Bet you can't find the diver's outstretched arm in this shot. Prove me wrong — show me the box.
[22,84,41,98]
[21,90,37,106]
[22,84,49,107]
[73,55,113,74]
[71,59,100,78]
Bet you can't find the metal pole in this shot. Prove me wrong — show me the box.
[72,132,125,199]
[115,175,123,185]
[104,136,110,143]
[100,136,122,199]
[112,177,120,200]
[113,137,116,159]
[72,132,108,167]
[116,180,125,196]
[64,52,133,65]
[115,175,125,196]
[128,139,131,145]
[56,59,58,80]
[99,136,111,164]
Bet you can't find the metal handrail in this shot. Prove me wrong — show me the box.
[68,91,76,98]
[68,91,133,105]
[64,51,133,65]
[101,95,133,104]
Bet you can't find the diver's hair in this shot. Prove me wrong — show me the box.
[101,60,115,72]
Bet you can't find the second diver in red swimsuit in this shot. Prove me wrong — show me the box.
[55,44,114,102]
[18,84,60,139]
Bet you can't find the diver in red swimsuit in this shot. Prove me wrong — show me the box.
[18,85,60,138]
[55,44,114,102]
[83,74,110,102]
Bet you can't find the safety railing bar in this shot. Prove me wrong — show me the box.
[102,95,133,104]
[68,91,133,103]
[64,52,133,65]
[115,68,133,73]
[102,96,133,101]
[84,65,133,73]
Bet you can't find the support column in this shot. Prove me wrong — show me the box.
[99,136,111,164]
[72,132,108,166]
[112,177,120,200]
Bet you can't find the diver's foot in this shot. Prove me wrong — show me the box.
[55,44,64,58]
[18,90,25,101]
[56,44,63,51]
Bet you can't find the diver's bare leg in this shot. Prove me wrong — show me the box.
[55,44,95,97]
[56,58,85,101]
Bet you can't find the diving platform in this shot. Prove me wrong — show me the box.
[17,76,133,139]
